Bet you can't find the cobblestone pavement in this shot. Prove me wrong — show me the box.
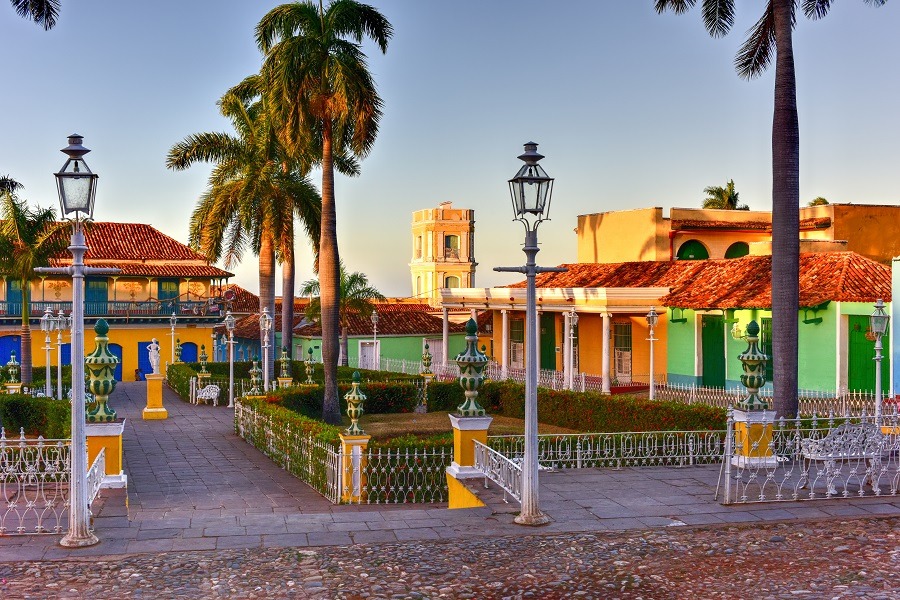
[1,515,899,599]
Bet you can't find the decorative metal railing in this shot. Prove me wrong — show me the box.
[234,399,450,505]
[720,409,900,504]
[0,429,70,535]
[488,430,726,471]
[87,448,106,505]
[0,299,221,320]
[474,440,521,502]
[655,383,884,416]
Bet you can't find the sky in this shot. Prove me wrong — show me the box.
[1,1,898,298]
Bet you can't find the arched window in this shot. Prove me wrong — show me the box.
[676,239,709,260]
[724,241,750,259]
[416,276,422,297]
[445,235,460,259]
[444,276,460,289]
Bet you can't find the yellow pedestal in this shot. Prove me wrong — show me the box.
[277,377,293,389]
[5,383,22,394]
[446,414,493,509]
[86,420,127,488]
[143,373,168,419]
[732,409,777,467]
[339,434,371,503]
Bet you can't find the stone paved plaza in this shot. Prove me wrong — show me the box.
[3,383,900,597]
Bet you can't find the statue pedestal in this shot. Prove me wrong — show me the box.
[4,383,22,394]
[277,377,293,389]
[446,414,493,509]
[731,408,778,468]
[339,433,371,503]
[86,420,127,488]
[143,373,168,420]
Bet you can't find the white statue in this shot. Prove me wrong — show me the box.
[147,338,161,374]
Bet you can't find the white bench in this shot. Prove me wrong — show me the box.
[800,422,887,494]
[196,384,221,406]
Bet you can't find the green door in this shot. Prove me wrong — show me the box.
[540,313,556,370]
[85,278,108,316]
[702,315,726,388]
[848,315,890,392]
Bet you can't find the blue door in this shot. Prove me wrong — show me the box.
[0,335,21,365]
[180,342,197,363]
[108,343,123,381]
[85,278,108,316]
[61,343,72,366]
[137,341,153,380]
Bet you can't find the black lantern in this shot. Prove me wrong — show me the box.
[55,134,98,219]
[508,142,553,227]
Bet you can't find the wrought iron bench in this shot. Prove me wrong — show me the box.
[196,384,221,407]
[799,422,888,494]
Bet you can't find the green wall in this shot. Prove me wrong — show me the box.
[292,333,466,365]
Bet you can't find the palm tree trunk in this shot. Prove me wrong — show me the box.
[20,281,32,385]
[771,0,800,419]
[319,121,342,425]
[281,237,295,364]
[341,323,349,367]
[259,233,277,384]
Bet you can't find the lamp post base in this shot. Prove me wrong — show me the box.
[60,531,99,548]
[514,511,551,526]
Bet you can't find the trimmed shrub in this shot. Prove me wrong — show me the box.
[239,395,341,445]
[166,363,195,401]
[268,381,420,419]
[0,394,70,438]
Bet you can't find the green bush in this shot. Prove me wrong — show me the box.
[31,365,74,391]
[166,363,196,401]
[426,380,725,432]
[0,394,70,438]
[269,381,420,419]
[238,395,341,445]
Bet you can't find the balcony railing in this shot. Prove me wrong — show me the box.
[0,300,222,319]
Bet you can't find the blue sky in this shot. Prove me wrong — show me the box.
[1,1,898,297]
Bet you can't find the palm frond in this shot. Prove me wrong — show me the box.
[734,0,776,80]
[701,0,735,37]
[11,0,60,30]
[654,0,697,14]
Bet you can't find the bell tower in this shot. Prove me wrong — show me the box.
[409,202,476,304]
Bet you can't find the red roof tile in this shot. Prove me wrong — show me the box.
[295,310,465,338]
[510,261,704,290]
[51,261,232,278]
[211,284,260,313]
[670,217,830,232]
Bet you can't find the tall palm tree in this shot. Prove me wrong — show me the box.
[10,0,60,29]
[299,263,385,366]
[655,0,888,418]
[702,179,748,210]
[167,87,321,382]
[0,177,69,384]
[256,0,392,424]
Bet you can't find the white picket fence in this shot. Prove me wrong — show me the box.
[655,383,884,415]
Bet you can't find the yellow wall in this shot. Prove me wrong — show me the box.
[410,203,476,301]
[12,323,217,382]
[577,208,668,263]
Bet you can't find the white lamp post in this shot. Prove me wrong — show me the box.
[224,311,236,407]
[35,134,119,548]
[169,311,177,369]
[370,309,379,370]
[870,298,890,424]
[40,306,56,397]
[260,307,273,392]
[494,142,565,526]
[646,307,659,401]
[56,309,68,400]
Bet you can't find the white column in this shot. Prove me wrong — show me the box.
[442,306,449,366]
[501,309,509,379]
[602,312,611,394]
[535,310,542,372]
[563,312,571,389]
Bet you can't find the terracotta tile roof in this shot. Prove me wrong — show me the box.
[211,284,260,314]
[509,261,704,290]
[54,261,232,278]
[295,309,465,338]
[670,217,830,232]
[659,252,891,309]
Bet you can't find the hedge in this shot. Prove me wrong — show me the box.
[268,381,420,419]
[426,380,726,432]
[0,394,70,438]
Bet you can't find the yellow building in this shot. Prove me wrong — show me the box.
[577,204,900,265]
[0,222,233,383]
[409,202,477,304]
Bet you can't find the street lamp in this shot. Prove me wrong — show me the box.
[494,142,565,526]
[35,134,119,548]
[870,298,890,424]
[56,309,69,400]
[370,309,379,370]
[646,307,659,401]
[169,311,177,370]
[260,307,273,392]
[224,310,236,407]
[40,306,57,397]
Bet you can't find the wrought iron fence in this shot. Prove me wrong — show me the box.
[720,408,900,504]
[487,430,726,471]
[0,429,105,536]
[474,440,521,502]
[655,383,883,415]
[350,446,451,504]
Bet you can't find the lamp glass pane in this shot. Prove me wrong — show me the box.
[55,159,97,215]
[871,310,889,335]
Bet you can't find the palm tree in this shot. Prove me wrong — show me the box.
[167,87,321,382]
[299,263,385,367]
[0,177,70,384]
[702,179,748,210]
[256,0,392,424]
[655,0,888,418]
[10,0,60,29]
[808,196,829,207]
